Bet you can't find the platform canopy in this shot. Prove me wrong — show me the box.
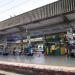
[0,0,75,41]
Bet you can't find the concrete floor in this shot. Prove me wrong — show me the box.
[0,53,75,67]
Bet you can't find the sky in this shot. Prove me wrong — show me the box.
[0,0,58,21]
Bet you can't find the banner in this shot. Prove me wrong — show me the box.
[66,28,74,44]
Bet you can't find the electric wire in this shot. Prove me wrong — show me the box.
[0,0,31,15]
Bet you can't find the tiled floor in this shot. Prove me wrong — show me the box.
[0,54,75,67]
[0,54,75,73]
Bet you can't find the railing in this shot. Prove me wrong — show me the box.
[39,0,75,18]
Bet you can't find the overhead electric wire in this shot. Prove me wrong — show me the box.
[0,0,31,16]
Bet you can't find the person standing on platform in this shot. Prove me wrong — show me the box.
[67,43,74,57]
[51,44,55,55]
[13,48,16,55]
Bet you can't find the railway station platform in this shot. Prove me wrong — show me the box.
[0,55,75,75]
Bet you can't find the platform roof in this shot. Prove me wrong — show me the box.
[0,0,75,41]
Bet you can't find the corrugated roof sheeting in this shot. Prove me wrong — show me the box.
[0,0,75,30]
